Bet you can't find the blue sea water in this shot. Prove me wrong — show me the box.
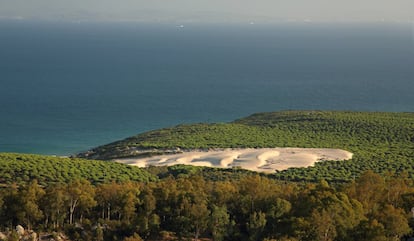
[0,20,413,155]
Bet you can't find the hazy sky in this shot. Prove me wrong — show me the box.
[1,0,413,22]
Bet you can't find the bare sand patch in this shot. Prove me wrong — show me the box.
[114,148,353,173]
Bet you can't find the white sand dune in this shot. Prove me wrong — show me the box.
[114,148,353,173]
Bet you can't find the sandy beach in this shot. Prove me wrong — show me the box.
[114,148,353,173]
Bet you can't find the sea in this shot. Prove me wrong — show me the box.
[0,20,413,155]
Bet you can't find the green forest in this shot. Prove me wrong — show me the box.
[1,111,414,240]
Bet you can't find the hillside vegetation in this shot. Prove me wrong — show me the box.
[0,153,156,185]
[79,111,414,182]
[1,111,414,241]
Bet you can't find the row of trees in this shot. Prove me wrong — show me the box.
[1,171,414,241]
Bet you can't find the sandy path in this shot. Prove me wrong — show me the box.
[114,148,353,173]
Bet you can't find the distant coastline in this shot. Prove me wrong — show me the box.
[1,110,414,182]
[1,22,413,155]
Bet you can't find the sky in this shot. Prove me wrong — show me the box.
[0,0,413,23]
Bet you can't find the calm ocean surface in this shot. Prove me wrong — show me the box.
[0,21,413,155]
